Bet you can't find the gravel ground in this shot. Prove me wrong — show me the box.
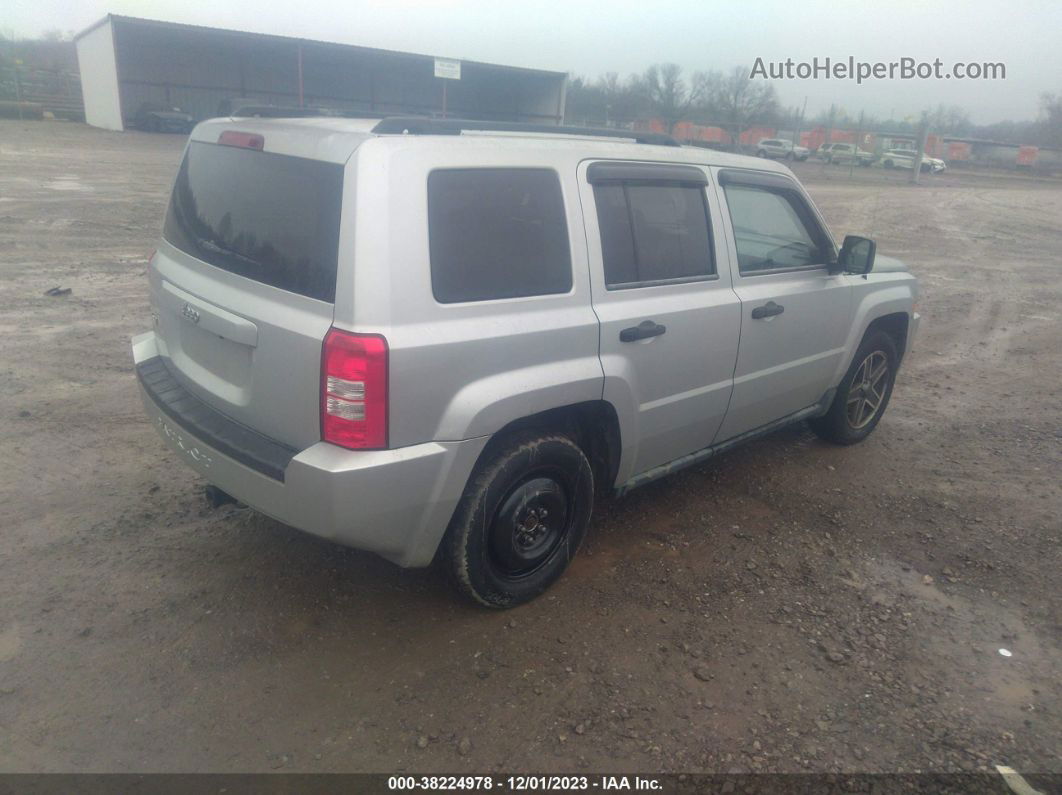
[0,120,1059,775]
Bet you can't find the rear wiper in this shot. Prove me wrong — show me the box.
[193,236,258,267]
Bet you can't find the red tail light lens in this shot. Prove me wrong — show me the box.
[321,328,388,449]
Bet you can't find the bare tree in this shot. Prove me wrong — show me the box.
[928,103,972,136]
[637,63,709,133]
[706,66,779,148]
[564,71,644,126]
[598,72,642,125]
[1040,92,1062,148]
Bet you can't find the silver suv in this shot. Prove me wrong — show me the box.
[756,138,810,161]
[132,117,920,607]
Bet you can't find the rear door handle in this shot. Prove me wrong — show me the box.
[751,301,784,319]
[620,320,667,342]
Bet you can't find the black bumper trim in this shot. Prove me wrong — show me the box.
[136,356,297,482]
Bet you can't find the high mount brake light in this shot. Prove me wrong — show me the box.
[217,131,264,150]
[320,328,388,450]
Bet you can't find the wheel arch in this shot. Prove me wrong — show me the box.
[864,312,910,362]
[829,283,915,388]
[472,400,622,499]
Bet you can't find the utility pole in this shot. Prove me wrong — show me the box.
[823,104,836,170]
[849,110,865,179]
[793,96,807,146]
[296,45,304,107]
[910,111,929,185]
[13,60,24,121]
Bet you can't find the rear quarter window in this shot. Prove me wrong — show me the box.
[164,141,343,302]
[427,168,572,303]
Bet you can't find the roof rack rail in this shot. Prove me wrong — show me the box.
[371,117,680,147]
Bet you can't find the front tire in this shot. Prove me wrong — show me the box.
[443,432,594,608]
[809,331,899,445]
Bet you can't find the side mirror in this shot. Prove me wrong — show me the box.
[838,235,876,275]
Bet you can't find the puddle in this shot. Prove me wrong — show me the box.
[44,175,93,192]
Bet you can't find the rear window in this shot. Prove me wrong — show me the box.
[163,141,343,302]
[427,168,572,303]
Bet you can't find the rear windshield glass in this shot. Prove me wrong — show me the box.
[163,141,343,302]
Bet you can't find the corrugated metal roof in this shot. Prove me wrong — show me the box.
[74,14,566,80]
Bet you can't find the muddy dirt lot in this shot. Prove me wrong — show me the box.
[0,121,1059,775]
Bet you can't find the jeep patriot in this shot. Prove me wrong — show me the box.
[132,117,920,607]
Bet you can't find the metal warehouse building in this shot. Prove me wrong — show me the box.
[74,15,567,131]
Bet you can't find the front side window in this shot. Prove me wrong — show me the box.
[427,168,572,303]
[723,184,828,274]
[593,182,714,288]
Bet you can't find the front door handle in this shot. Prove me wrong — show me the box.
[751,301,785,319]
[620,320,667,342]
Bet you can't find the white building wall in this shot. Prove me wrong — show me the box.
[75,20,124,131]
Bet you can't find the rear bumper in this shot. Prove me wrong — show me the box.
[132,331,488,567]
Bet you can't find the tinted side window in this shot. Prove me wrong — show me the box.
[428,169,572,303]
[593,183,714,288]
[722,184,828,274]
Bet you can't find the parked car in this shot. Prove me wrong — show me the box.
[820,142,877,167]
[132,117,920,607]
[815,143,840,160]
[756,138,810,161]
[881,149,947,173]
[133,102,193,133]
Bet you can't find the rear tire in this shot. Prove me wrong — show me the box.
[443,431,594,608]
[809,331,899,445]
[884,159,894,169]
[757,149,768,158]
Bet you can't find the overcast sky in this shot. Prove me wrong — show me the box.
[7,0,1061,123]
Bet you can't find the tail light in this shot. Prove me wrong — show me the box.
[218,130,265,150]
[321,328,388,449]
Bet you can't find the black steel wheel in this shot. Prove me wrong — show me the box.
[489,474,570,578]
[443,432,594,608]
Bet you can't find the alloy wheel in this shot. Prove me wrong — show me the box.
[846,351,889,429]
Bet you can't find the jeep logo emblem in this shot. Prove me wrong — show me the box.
[180,302,200,324]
